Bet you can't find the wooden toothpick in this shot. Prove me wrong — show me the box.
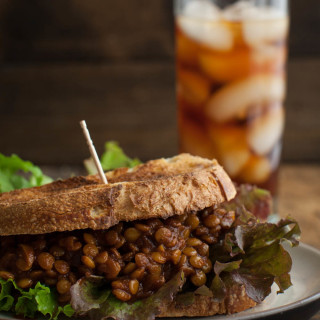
[80,120,108,184]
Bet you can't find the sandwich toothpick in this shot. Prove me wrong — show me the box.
[80,120,108,184]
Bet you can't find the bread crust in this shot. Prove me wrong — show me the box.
[0,154,236,235]
[159,285,256,317]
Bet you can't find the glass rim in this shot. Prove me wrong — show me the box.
[174,0,289,19]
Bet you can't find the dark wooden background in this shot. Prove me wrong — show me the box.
[0,0,319,165]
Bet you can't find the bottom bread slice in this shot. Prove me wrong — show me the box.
[159,285,256,317]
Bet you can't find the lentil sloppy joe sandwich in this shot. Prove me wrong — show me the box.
[0,154,300,320]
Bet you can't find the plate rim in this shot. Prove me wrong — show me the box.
[220,242,320,320]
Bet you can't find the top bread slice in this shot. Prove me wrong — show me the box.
[0,154,236,236]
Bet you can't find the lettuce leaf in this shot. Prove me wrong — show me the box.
[84,141,141,174]
[70,276,111,314]
[0,153,53,193]
[70,272,185,320]
[210,260,242,302]
[0,279,14,311]
[224,184,272,220]
[210,212,301,303]
[0,278,74,319]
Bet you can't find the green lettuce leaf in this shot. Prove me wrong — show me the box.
[0,279,74,319]
[55,304,75,320]
[0,153,53,193]
[84,141,141,174]
[0,279,14,311]
[70,272,185,320]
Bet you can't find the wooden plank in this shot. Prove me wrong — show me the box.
[0,58,319,164]
[0,0,319,62]
[0,0,174,62]
[284,58,320,162]
[0,63,177,164]
[278,165,320,250]
[289,0,320,57]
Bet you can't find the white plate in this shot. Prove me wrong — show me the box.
[1,243,320,320]
[168,242,320,320]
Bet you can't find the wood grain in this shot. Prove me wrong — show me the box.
[0,0,174,62]
[0,63,177,164]
[279,165,320,249]
[0,1,319,165]
[0,0,319,62]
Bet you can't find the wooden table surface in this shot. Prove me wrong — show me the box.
[278,165,320,249]
[278,165,320,320]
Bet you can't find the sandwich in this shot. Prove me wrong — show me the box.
[0,153,300,320]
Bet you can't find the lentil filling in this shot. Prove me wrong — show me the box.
[0,207,235,304]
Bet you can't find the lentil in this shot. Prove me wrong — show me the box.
[0,271,14,280]
[83,233,96,245]
[124,228,141,243]
[112,289,131,301]
[123,262,136,275]
[83,244,99,258]
[95,251,109,264]
[129,279,139,295]
[0,207,235,303]
[17,278,33,289]
[81,255,95,269]
[38,252,55,270]
[191,270,207,287]
[57,279,71,294]
[189,255,204,269]
[54,260,70,275]
[151,252,166,264]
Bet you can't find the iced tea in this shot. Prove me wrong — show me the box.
[175,0,288,196]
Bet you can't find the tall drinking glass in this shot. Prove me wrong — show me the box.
[175,0,288,210]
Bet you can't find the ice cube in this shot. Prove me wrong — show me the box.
[220,148,250,178]
[182,0,221,20]
[205,74,286,123]
[177,1,233,52]
[176,30,200,66]
[178,69,211,106]
[243,18,289,47]
[208,124,250,177]
[239,155,271,184]
[252,45,287,72]
[221,1,288,47]
[199,49,250,83]
[247,105,284,156]
[177,17,233,51]
[269,140,282,170]
[179,116,216,159]
[223,1,285,21]
[223,1,258,21]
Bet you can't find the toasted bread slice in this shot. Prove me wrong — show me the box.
[0,154,236,235]
[159,285,256,317]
